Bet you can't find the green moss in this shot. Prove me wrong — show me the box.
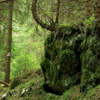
[81,49,100,91]
[90,36,100,56]
[50,61,55,78]
[44,45,53,59]
[46,94,59,100]
[10,78,21,89]
[50,61,57,80]
[59,24,78,35]
[80,39,86,50]
[58,49,78,75]
[51,46,60,60]
[44,36,54,59]
[82,49,92,68]
[81,50,92,90]
[63,87,75,100]
[60,49,76,63]
[80,68,89,85]
[45,36,53,45]
[80,71,100,91]
[40,57,50,69]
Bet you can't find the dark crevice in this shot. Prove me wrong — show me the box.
[43,84,62,95]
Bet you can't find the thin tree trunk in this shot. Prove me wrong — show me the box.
[86,0,92,19]
[55,0,60,23]
[94,0,100,22]
[5,0,13,84]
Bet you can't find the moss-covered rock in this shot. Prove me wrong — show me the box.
[41,24,83,94]
[40,57,50,69]
[80,27,100,91]
[40,57,51,82]
[41,24,100,94]
[80,49,100,91]
[44,36,54,60]
[50,61,57,79]
[59,49,78,75]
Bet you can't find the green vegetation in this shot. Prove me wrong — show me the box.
[50,61,57,79]
[60,49,76,63]
[1,0,100,100]
[40,57,50,69]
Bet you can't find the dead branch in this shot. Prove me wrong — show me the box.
[0,81,9,87]
[0,0,11,3]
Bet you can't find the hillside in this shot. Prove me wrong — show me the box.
[0,68,100,100]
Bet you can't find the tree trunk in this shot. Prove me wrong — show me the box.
[5,0,13,84]
[86,0,92,19]
[55,0,60,23]
[94,0,100,22]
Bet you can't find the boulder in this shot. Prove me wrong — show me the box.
[41,25,83,94]
[41,25,100,94]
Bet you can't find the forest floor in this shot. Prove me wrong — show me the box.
[0,69,100,100]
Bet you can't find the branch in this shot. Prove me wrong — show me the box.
[0,9,5,10]
[31,0,55,31]
[0,0,10,3]
[0,81,9,87]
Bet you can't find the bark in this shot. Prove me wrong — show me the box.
[31,0,56,31]
[0,0,11,3]
[5,0,13,84]
[86,0,92,19]
[55,0,60,23]
[94,0,100,21]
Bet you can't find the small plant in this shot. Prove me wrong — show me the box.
[84,14,95,33]
[85,14,95,26]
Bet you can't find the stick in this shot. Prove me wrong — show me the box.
[0,81,9,87]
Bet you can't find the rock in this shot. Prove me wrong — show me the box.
[41,25,82,94]
[41,25,100,93]
[1,93,7,100]
[9,89,14,96]
[21,88,26,96]
[20,88,31,97]
[80,27,100,91]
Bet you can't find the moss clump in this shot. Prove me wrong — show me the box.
[59,24,79,35]
[60,49,76,64]
[10,78,21,89]
[40,57,50,69]
[59,49,78,75]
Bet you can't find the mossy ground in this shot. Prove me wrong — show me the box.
[1,69,100,100]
